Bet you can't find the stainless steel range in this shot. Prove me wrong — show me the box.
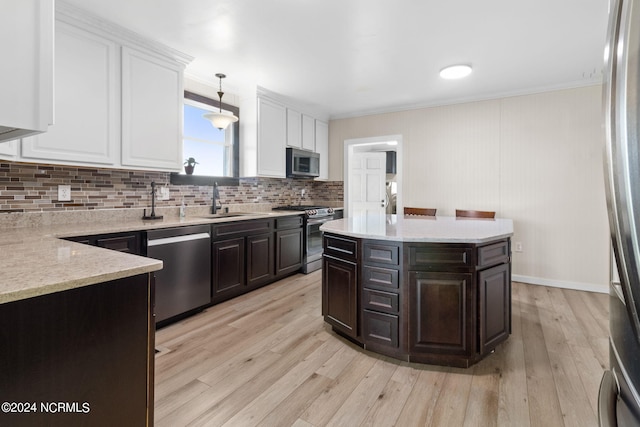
[273,205,337,273]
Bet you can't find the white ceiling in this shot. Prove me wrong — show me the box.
[63,0,610,119]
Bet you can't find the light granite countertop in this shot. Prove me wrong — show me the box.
[0,209,304,305]
[320,214,514,243]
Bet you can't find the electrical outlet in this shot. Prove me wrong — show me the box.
[301,189,306,197]
[514,242,523,252]
[158,186,170,201]
[58,185,71,202]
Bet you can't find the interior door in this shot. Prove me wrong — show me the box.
[348,152,386,217]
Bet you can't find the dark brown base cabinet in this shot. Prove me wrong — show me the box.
[65,231,142,254]
[408,271,476,364]
[322,234,359,339]
[212,237,246,302]
[323,255,358,339]
[247,233,275,288]
[65,215,304,327]
[322,233,512,368]
[0,274,154,427]
[212,215,303,304]
[276,227,303,276]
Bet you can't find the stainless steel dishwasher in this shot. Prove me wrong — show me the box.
[146,225,211,325]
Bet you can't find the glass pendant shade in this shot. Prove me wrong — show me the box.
[204,111,238,130]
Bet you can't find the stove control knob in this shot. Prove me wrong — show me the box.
[328,207,334,214]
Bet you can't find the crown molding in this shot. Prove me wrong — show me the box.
[56,1,194,67]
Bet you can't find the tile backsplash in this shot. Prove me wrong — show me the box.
[0,161,344,213]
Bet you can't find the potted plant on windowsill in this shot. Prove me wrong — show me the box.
[184,157,198,175]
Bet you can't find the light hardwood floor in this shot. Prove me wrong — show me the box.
[154,271,609,427]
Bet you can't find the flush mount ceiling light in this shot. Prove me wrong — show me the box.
[439,64,473,80]
[203,73,239,130]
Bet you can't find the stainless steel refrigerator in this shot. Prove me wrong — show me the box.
[601,0,640,424]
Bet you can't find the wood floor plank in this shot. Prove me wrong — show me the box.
[324,358,399,427]
[496,282,531,427]
[153,276,608,427]
[531,286,597,427]
[359,362,420,427]
[154,379,210,421]
[394,366,448,426]
[300,351,378,426]
[427,369,474,427]
[463,350,501,427]
[519,283,566,427]
[179,340,321,426]
[314,343,360,380]
[256,373,334,427]
[222,339,344,426]
[547,287,607,415]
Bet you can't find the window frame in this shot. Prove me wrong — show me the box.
[170,90,240,186]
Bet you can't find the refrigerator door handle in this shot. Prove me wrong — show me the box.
[605,0,640,344]
[598,370,619,427]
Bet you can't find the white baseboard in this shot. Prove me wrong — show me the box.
[512,274,609,294]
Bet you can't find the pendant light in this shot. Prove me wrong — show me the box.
[203,73,239,130]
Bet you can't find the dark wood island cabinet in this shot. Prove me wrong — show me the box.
[0,231,160,427]
[321,214,513,368]
[0,274,155,427]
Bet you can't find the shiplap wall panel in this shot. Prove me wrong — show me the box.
[328,86,609,291]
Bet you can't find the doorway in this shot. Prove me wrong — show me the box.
[344,135,403,218]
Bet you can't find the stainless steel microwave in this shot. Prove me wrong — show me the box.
[286,148,320,178]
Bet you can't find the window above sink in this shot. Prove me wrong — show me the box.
[171,91,240,186]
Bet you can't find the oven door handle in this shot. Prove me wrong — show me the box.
[307,216,335,226]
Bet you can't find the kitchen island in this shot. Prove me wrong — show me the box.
[320,214,513,367]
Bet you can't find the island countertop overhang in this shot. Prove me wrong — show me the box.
[320,214,514,244]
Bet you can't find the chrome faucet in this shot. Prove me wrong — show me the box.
[211,182,222,214]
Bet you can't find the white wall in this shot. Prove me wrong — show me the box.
[329,86,609,292]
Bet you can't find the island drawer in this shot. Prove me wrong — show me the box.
[363,309,399,348]
[363,288,399,314]
[363,242,400,266]
[407,244,475,270]
[324,234,358,261]
[477,240,510,269]
[362,265,399,290]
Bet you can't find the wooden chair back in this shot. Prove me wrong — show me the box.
[455,209,495,219]
[404,207,437,216]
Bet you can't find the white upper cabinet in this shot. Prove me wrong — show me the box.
[0,0,54,142]
[302,114,315,151]
[22,21,119,165]
[9,2,192,171]
[0,140,19,159]
[257,97,287,177]
[240,86,329,178]
[315,120,329,180]
[121,47,183,170]
[286,108,302,149]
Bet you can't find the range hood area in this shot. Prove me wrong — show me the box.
[0,125,44,143]
[0,1,54,144]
